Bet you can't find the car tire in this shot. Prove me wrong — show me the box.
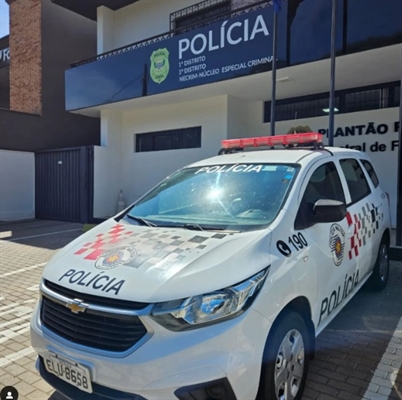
[257,311,310,400]
[367,239,389,291]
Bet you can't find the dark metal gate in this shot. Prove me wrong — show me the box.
[35,146,94,223]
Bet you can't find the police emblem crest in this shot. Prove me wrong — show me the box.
[329,224,345,266]
[95,247,137,270]
[150,48,170,84]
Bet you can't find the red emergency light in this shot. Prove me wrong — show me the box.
[221,133,324,150]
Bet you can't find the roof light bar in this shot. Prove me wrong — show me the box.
[221,133,324,150]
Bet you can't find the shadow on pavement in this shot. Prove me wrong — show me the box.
[48,392,68,400]
[0,219,84,250]
[304,262,402,399]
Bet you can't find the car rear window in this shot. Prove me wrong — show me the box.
[361,160,380,188]
[340,159,371,204]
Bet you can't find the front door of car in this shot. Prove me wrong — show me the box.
[294,161,357,331]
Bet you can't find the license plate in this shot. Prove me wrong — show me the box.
[44,353,93,393]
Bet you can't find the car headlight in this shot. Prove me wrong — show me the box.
[150,268,269,331]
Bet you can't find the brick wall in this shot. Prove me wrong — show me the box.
[7,0,42,115]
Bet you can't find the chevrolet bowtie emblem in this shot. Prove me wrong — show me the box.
[66,299,88,314]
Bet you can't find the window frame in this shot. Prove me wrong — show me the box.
[361,159,380,188]
[295,161,346,230]
[339,158,372,206]
[135,127,202,153]
[264,81,400,123]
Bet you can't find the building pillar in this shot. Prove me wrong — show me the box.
[7,0,42,114]
[95,110,123,219]
[100,109,122,149]
[97,6,115,54]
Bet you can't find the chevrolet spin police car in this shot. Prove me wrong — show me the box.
[30,133,392,400]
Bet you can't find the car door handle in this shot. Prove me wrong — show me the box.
[347,225,354,238]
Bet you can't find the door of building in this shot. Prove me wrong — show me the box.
[35,146,93,223]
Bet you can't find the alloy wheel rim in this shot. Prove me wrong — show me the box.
[274,329,305,400]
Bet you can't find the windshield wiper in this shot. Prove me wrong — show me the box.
[181,224,239,232]
[182,223,205,231]
[126,217,239,232]
[126,215,157,227]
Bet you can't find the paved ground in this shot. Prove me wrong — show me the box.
[0,219,401,400]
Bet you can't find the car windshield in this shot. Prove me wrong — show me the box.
[125,163,299,232]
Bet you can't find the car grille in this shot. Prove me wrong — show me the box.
[44,280,148,310]
[40,285,148,353]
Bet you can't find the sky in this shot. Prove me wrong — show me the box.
[0,1,9,39]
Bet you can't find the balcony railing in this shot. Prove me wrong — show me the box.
[170,0,231,32]
[70,0,270,68]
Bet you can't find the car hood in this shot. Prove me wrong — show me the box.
[43,218,272,303]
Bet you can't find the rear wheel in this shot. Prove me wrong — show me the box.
[258,312,310,400]
[367,239,389,291]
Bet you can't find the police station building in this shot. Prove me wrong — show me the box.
[52,0,401,226]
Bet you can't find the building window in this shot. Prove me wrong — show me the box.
[395,85,401,107]
[135,127,202,153]
[344,88,388,113]
[268,96,340,122]
[170,0,231,34]
[264,82,400,123]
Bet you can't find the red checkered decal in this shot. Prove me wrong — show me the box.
[347,202,383,260]
[346,212,361,260]
[73,224,231,269]
[74,224,133,260]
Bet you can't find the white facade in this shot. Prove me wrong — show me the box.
[97,0,255,53]
[97,0,202,53]
[94,98,399,226]
[0,149,35,221]
[91,1,401,227]
[94,96,228,218]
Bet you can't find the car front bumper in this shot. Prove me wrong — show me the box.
[30,299,272,400]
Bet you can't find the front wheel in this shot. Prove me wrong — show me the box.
[367,239,389,291]
[258,312,310,400]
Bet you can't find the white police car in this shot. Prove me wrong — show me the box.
[30,133,392,400]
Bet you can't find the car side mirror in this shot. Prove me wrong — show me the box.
[312,199,347,224]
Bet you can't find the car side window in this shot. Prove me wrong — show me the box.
[340,159,371,204]
[295,162,345,228]
[361,160,379,188]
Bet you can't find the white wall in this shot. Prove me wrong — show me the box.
[99,0,263,51]
[0,150,35,221]
[97,6,115,53]
[93,110,124,219]
[227,96,249,139]
[93,146,123,219]
[93,96,229,218]
[100,109,123,149]
[112,0,202,49]
[121,96,228,204]
[247,103,400,227]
